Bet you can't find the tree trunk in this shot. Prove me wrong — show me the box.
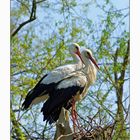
[54,108,73,140]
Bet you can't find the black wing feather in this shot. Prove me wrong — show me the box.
[22,74,59,109]
[41,86,85,124]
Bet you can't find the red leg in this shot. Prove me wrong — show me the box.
[73,108,81,131]
[71,99,85,136]
[71,98,82,133]
[72,99,76,132]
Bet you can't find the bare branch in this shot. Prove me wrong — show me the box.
[36,0,47,4]
[11,0,37,37]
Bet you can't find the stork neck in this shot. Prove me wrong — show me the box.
[83,58,97,84]
[71,53,82,65]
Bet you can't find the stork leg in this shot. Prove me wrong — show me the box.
[71,99,76,133]
[71,98,77,133]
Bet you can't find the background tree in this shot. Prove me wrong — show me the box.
[11,0,129,139]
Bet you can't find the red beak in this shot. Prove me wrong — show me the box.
[75,50,84,63]
[89,55,99,70]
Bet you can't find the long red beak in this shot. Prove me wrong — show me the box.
[76,50,84,63]
[89,55,99,70]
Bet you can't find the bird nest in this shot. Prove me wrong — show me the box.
[73,124,114,140]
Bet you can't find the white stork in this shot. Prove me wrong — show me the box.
[22,43,83,109]
[41,48,99,125]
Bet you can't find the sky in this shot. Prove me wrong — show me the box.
[32,0,129,50]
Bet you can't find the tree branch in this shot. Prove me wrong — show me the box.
[119,40,130,82]
[11,0,37,37]
[11,108,26,140]
[113,48,119,83]
[36,0,47,4]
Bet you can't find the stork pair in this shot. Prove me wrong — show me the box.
[22,43,99,128]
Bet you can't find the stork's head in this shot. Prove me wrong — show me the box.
[69,43,80,55]
[81,49,99,70]
[69,43,83,63]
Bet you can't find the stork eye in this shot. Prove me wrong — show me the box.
[87,51,90,56]
[75,46,79,50]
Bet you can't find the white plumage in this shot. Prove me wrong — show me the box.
[22,43,83,109]
[41,43,83,85]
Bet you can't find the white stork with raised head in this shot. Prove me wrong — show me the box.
[41,48,99,125]
[22,43,83,109]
